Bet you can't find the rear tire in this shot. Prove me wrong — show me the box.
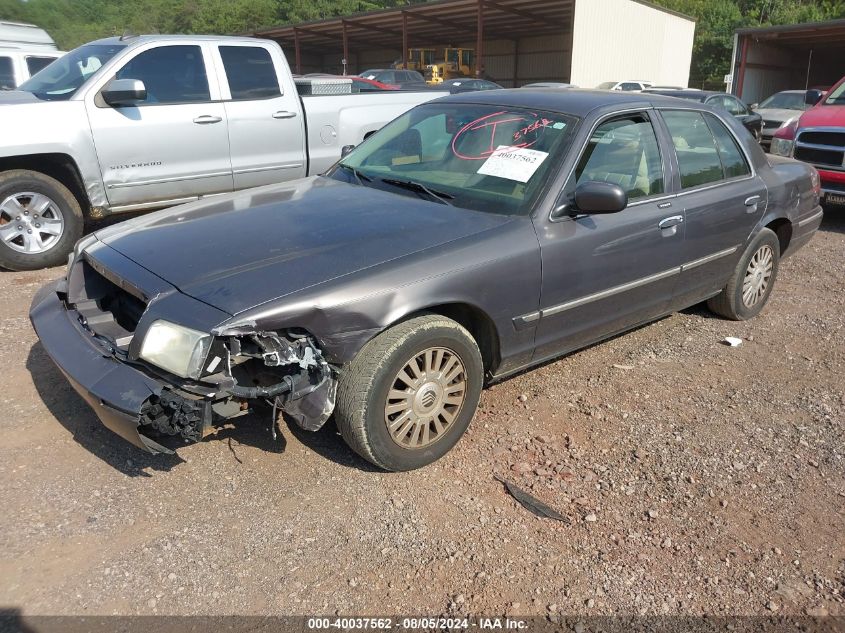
[0,170,84,271]
[335,314,483,471]
[707,228,780,320]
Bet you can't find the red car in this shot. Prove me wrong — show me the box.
[771,76,845,207]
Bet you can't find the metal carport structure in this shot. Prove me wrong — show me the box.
[249,0,695,89]
[729,19,845,104]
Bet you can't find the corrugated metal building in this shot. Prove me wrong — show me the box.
[249,0,695,89]
[728,19,845,104]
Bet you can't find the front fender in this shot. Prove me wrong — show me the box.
[0,101,107,208]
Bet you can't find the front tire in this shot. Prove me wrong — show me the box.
[335,314,483,471]
[0,170,84,271]
[707,228,780,320]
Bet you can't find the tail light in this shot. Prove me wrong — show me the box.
[770,118,799,157]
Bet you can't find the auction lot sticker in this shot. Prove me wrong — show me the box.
[477,145,549,182]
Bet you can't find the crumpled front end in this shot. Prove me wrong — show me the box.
[29,246,338,454]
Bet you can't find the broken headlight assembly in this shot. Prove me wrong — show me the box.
[139,320,213,379]
[136,328,337,447]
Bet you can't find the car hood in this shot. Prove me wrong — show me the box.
[97,176,515,315]
[756,107,802,122]
[799,104,845,127]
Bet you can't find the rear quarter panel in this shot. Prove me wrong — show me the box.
[759,154,822,256]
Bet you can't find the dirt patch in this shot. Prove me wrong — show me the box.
[1,215,843,617]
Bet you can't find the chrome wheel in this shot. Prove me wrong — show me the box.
[0,192,65,254]
[742,244,774,307]
[385,347,467,449]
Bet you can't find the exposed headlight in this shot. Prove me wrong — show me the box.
[139,320,212,379]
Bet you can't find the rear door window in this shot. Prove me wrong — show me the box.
[115,45,210,104]
[704,113,751,179]
[25,56,56,76]
[0,56,15,90]
[219,46,281,100]
[574,112,664,200]
[662,110,726,189]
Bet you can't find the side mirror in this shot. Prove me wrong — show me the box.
[101,78,146,106]
[805,89,823,106]
[574,181,628,214]
[749,102,759,111]
[340,144,356,158]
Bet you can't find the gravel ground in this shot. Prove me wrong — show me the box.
[0,213,843,618]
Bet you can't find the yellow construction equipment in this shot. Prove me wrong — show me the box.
[425,48,475,84]
[394,48,436,72]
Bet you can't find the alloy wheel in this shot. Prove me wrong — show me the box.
[0,192,65,254]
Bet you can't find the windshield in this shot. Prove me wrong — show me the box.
[330,102,577,215]
[759,92,809,110]
[18,43,126,100]
[824,80,845,105]
[597,81,616,89]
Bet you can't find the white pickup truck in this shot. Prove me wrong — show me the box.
[0,35,443,270]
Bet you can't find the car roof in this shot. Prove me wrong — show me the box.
[439,88,707,116]
[88,34,266,47]
[646,89,728,101]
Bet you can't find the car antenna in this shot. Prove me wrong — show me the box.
[119,30,139,41]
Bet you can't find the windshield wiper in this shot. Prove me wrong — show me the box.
[381,178,455,205]
[337,163,372,186]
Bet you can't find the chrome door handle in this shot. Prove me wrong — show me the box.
[272,111,298,119]
[745,195,761,206]
[658,215,684,229]
[193,115,222,124]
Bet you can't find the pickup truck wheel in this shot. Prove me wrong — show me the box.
[0,170,83,271]
[707,228,780,320]
[335,314,483,471]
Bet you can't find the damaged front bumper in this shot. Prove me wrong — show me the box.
[29,281,335,455]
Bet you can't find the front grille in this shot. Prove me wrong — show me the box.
[67,259,148,348]
[799,130,845,147]
[795,129,845,170]
[794,146,844,168]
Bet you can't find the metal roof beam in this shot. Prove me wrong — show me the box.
[342,18,403,38]
[288,25,375,48]
[402,9,478,36]
[482,0,568,28]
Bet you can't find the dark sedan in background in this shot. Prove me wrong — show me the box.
[646,89,763,140]
[30,90,822,471]
[440,78,503,93]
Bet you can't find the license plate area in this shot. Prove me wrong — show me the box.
[825,193,845,206]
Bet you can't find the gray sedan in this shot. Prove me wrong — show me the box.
[30,90,823,471]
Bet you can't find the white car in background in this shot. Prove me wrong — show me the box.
[597,80,653,92]
[0,48,63,90]
[753,90,812,150]
[0,21,63,89]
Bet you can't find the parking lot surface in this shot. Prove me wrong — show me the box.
[1,214,843,617]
